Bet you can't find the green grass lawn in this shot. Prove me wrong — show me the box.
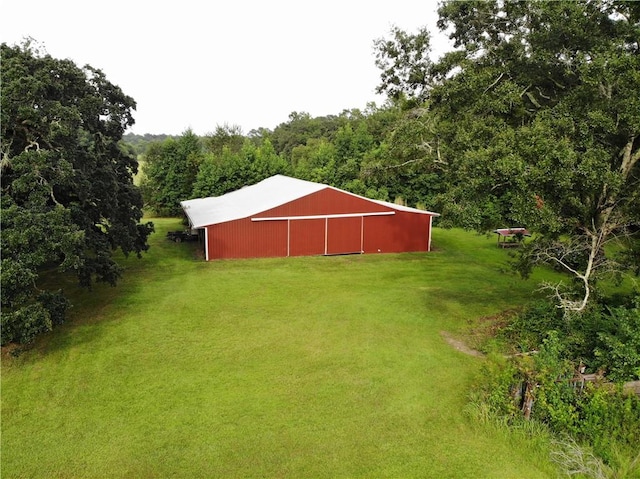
[2,220,564,478]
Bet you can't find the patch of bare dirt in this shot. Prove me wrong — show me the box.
[463,309,521,351]
[1,342,24,359]
[440,331,485,357]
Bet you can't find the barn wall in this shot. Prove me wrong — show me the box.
[207,218,287,259]
[363,211,431,253]
[205,188,434,260]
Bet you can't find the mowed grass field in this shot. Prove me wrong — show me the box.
[2,219,563,478]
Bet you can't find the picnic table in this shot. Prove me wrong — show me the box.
[493,227,530,248]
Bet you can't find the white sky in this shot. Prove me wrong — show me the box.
[2,0,452,136]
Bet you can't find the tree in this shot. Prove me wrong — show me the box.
[291,138,337,185]
[243,138,290,181]
[192,139,290,198]
[360,107,444,208]
[1,40,153,344]
[140,129,202,215]
[201,124,245,156]
[122,132,177,156]
[375,1,640,312]
[270,111,347,161]
[373,25,434,105]
[192,147,251,198]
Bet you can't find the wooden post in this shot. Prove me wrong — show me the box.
[522,381,535,420]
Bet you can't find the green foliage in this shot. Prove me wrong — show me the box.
[498,301,565,353]
[1,303,52,346]
[140,129,203,215]
[475,292,640,474]
[270,111,348,160]
[579,384,640,464]
[373,26,433,104]
[526,333,579,434]
[201,124,245,156]
[472,353,522,418]
[497,297,640,382]
[122,133,178,156]
[135,102,442,217]
[1,290,69,345]
[192,147,249,198]
[594,304,640,382]
[617,236,640,277]
[291,138,336,183]
[373,0,640,311]
[191,139,290,198]
[243,138,290,181]
[1,40,152,345]
[476,330,640,470]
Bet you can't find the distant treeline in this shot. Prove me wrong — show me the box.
[129,106,439,219]
[123,133,179,156]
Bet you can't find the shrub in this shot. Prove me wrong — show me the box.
[499,297,640,381]
[472,353,522,419]
[473,330,640,470]
[577,383,640,463]
[499,300,560,353]
[1,303,52,345]
[527,332,579,434]
[594,305,640,382]
[0,290,68,345]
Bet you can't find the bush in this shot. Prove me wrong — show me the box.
[594,305,640,381]
[578,383,640,463]
[499,300,560,352]
[527,332,580,434]
[499,297,640,381]
[0,290,68,345]
[472,352,522,419]
[1,303,52,345]
[472,295,640,473]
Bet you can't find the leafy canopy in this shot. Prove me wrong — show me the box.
[1,40,153,345]
[140,129,203,216]
[375,0,640,312]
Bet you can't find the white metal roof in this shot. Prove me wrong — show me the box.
[181,175,439,228]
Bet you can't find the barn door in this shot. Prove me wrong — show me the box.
[289,218,325,256]
[326,216,362,255]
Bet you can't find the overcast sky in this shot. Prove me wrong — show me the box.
[2,1,452,136]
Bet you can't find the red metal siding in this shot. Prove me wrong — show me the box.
[207,218,287,259]
[254,188,391,218]
[289,219,325,256]
[205,187,434,259]
[327,217,362,254]
[363,211,431,253]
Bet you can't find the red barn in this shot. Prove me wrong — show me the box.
[181,175,439,260]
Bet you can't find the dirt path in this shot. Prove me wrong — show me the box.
[440,331,485,357]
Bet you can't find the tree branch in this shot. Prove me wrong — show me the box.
[620,135,638,178]
[382,158,424,170]
[24,139,41,152]
[483,72,506,93]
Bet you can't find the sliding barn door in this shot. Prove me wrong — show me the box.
[326,217,362,255]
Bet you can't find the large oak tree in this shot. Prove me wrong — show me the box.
[375,0,640,312]
[1,41,153,344]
